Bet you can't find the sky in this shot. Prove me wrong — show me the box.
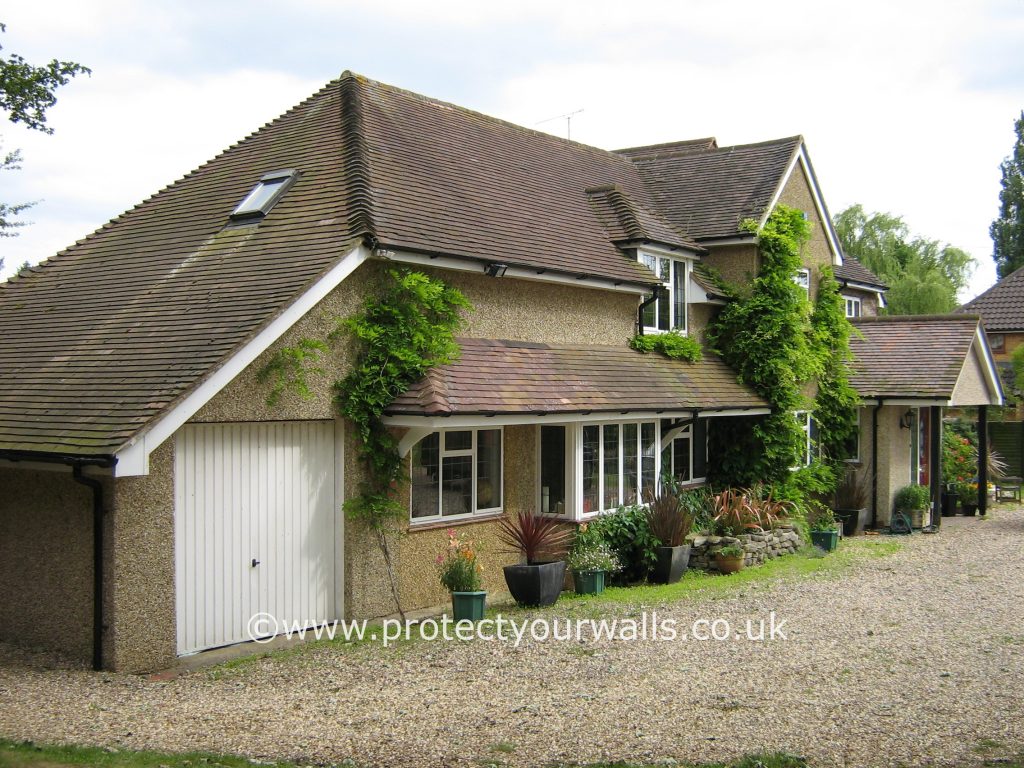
[1,0,1023,301]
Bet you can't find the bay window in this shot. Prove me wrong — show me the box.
[410,428,503,521]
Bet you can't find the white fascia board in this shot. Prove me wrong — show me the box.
[379,247,651,295]
[636,243,701,261]
[860,397,953,407]
[761,144,844,267]
[700,236,757,247]
[382,407,770,429]
[842,281,887,295]
[114,244,371,476]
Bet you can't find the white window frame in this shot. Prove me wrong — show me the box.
[794,410,812,468]
[843,295,862,318]
[638,248,693,335]
[793,268,810,296]
[409,427,504,523]
[989,333,1005,352]
[665,422,708,484]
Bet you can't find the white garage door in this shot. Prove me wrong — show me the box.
[174,421,341,655]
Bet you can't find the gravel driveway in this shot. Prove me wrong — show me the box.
[1,511,1023,768]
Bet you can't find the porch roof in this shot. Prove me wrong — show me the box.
[384,337,768,420]
[849,315,1003,406]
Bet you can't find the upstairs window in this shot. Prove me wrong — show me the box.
[793,268,810,296]
[231,169,299,220]
[843,295,862,318]
[638,251,690,333]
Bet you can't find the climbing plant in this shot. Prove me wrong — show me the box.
[810,265,859,462]
[705,205,817,486]
[335,269,471,617]
[257,338,329,406]
[629,329,702,361]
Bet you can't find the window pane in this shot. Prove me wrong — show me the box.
[445,430,472,451]
[641,422,657,497]
[234,178,286,216]
[476,429,501,510]
[673,436,691,482]
[583,426,600,514]
[603,425,620,510]
[622,423,638,504]
[441,455,472,516]
[540,426,566,515]
[673,261,686,330]
[410,433,440,518]
[658,258,671,330]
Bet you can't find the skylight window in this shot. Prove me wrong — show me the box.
[230,169,298,220]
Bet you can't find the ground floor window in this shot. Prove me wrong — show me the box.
[795,411,815,467]
[410,428,503,521]
[663,418,708,483]
[841,409,860,462]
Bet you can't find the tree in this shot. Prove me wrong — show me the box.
[991,111,1024,279]
[0,22,89,245]
[833,204,974,315]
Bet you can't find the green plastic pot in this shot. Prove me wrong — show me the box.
[572,570,606,595]
[810,529,840,552]
[451,591,486,621]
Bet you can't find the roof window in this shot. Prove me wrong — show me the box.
[230,169,298,220]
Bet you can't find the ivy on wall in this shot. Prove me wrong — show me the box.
[629,329,702,361]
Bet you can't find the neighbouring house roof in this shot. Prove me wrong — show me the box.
[385,338,768,418]
[834,256,887,291]
[0,72,717,460]
[960,264,1024,332]
[849,315,1002,405]
[615,136,802,240]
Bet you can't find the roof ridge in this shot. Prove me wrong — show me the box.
[852,314,978,324]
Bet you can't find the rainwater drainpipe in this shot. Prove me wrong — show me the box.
[871,398,885,529]
[72,464,106,671]
[636,285,668,336]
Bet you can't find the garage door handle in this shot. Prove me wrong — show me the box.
[251,558,260,567]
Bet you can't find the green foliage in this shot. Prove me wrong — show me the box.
[943,429,977,485]
[811,266,859,462]
[992,111,1024,279]
[706,205,816,485]
[894,483,930,512]
[629,329,702,361]
[567,526,621,573]
[335,269,471,531]
[437,530,483,593]
[0,24,90,238]
[584,505,661,584]
[1011,343,1024,396]
[257,338,328,406]
[833,203,975,314]
[809,506,838,532]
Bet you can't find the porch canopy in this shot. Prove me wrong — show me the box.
[849,315,1004,523]
[384,337,769,438]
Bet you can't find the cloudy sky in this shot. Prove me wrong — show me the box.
[2,0,1022,300]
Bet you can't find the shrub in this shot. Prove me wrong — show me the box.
[943,430,976,485]
[496,511,572,564]
[809,505,838,532]
[643,490,696,547]
[584,505,661,584]
[717,544,745,558]
[437,530,483,593]
[629,329,702,362]
[567,526,621,573]
[894,484,930,512]
[711,488,762,536]
[678,486,716,533]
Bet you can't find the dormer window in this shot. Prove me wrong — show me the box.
[638,250,690,333]
[230,169,299,220]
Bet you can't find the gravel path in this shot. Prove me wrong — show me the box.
[2,511,1023,768]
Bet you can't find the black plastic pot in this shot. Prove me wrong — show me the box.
[651,545,690,584]
[834,507,869,536]
[940,491,957,517]
[503,561,567,607]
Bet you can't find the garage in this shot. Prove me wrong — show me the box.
[174,420,342,655]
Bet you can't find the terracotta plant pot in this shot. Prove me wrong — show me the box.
[715,553,745,574]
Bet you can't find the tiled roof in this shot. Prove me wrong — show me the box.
[849,315,980,399]
[386,338,768,417]
[616,137,802,240]
[585,185,702,252]
[960,264,1024,331]
[0,73,707,457]
[834,256,887,290]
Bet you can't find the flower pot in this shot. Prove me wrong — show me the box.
[962,503,978,516]
[810,529,840,552]
[940,492,957,517]
[572,570,605,595]
[715,553,745,574]
[451,591,486,622]
[503,561,567,607]
[834,507,869,536]
[652,545,690,584]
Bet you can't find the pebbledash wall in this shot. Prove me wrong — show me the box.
[0,258,639,672]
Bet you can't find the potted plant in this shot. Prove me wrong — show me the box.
[832,468,870,536]
[957,482,978,516]
[894,484,930,528]
[809,507,840,552]
[715,544,745,574]
[644,490,696,584]
[567,524,620,595]
[437,529,485,621]
[497,511,572,607]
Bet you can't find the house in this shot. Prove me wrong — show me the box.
[961,263,1024,365]
[0,72,996,673]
